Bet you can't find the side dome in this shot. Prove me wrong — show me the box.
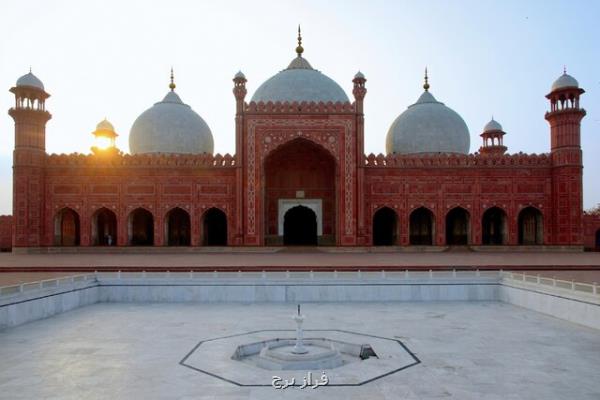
[551,71,578,91]
[250,30,349,103]
[16,71,44,90]
[129,88,214,155]
[386,88,470,155]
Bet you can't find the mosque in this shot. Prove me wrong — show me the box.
[2,30,600,251]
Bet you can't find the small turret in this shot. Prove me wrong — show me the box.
[479,118,507,155]
[91,118,119,155]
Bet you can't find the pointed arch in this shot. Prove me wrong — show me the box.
[372,207,398,246]
[446,207,470,245]
[409,207,435,245]
[202,208,227,246]
[91,207,117,246]
[128,208,154,246]
[284,205,317,245]
[54,207,80,246]
[482,207,507,245]
[518,206,543,245]
[165,207,191,246]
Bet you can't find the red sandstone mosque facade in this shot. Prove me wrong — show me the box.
[2,32,600,251]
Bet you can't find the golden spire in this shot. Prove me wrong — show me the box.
[423,67,430,91]
[296,25,304,56]
[169,67,176,91]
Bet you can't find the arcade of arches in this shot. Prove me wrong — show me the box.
[264,138,335,246]
[51,205,547,247]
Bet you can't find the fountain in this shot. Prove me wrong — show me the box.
[231,305,377,370]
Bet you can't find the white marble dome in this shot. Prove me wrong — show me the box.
[129,90,213,155]
[16,71,44,90]
[551,72,579,91]
[483,118,503,132]
[251,55,349,103]
[386,90,470,155]
[96,118,115,132]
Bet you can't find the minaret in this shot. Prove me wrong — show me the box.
[353,71,367,241]
[8,70,51,248]
[545,68,586,246]
[479,118,507,155]
[233,70,247,245]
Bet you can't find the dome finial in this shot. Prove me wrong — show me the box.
[563,65,567,75]
[423,67,430,92]
[296,25,304,56]
[169,67,176,91]
[29,66,32,73]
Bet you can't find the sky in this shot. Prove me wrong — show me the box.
[0,0,598,214]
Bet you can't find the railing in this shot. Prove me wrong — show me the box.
[95,269,501,281]
[501,271,599,297]
[0,273,97,298]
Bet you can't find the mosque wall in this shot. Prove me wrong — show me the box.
[41,153,237,247]
[363,153,555,246]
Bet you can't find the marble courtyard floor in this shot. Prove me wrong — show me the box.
[0,302,599,399]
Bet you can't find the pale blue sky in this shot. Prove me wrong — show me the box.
[0,0,598,214]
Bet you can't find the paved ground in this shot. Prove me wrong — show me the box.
[0,302,599,399]
[0,250,599,271]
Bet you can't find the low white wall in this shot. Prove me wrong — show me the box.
[2,272,599,331]
[500,284,600,330]
[0,282,98,330]
[97,281,500,303]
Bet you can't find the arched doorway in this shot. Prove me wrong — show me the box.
[596,229,600,250]
[446,207,470,245]
[129,208,154,246]
[482,207,507,245]
[284,205,317,245]
[166,208,190,246]
[264,138,336,246]
[373,207,397,245]
[92,208,117,246]
[55,208,80,246]
[518,207,543,245]
[409,207,435,245]
[203,208,227,246]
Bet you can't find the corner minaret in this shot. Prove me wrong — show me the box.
[8,70,51,248]
[545,68,586,246]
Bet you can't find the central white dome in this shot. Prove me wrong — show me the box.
[251,55,349,103]
[129,90,213,155]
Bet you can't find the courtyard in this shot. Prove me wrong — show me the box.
[0,302,599,399]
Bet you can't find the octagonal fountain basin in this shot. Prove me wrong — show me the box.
[232,337,377,370]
